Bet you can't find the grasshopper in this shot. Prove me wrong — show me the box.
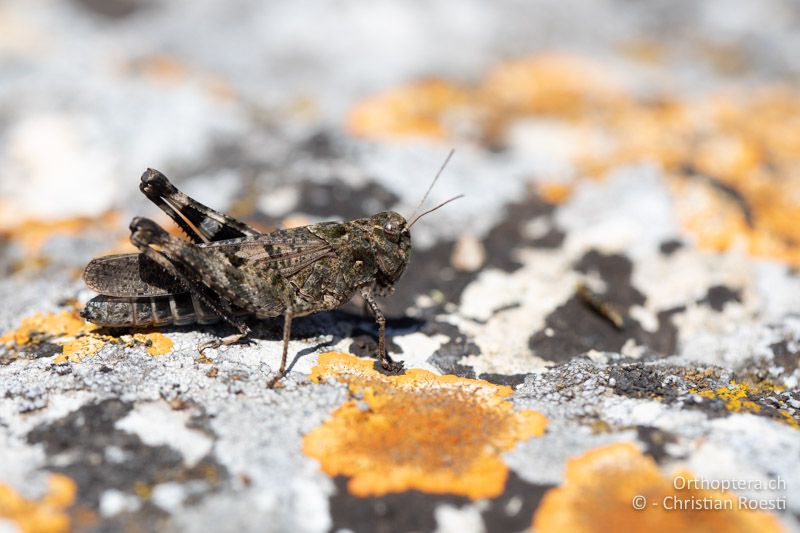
[81,153,459,387]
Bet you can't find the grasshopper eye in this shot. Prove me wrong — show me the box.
[383,221,400,242]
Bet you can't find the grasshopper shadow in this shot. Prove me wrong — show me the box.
[98,308,425,373]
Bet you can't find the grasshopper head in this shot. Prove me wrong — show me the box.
[370,211,411,287]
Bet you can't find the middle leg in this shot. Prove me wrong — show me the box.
[267,307,295,389]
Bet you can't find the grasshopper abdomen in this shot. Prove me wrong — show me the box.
[82,293,221,328]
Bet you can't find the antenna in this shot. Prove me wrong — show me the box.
[408,148,455,222]
[408,194,464,229]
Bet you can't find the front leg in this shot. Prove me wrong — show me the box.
[360,286,404,373]
[267,298,319,388]
[267,306,295,389]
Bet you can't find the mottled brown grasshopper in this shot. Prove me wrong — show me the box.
[82,153,459,387]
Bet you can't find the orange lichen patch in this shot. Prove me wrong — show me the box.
[0,211,120,258]
[668,177,751,254]
[0,474,76,533]
[779,411,800,430]
[1,311,174,363]
[348,53,800,265]
[479,53,627,118]
[666,89,800,266]
[537,182,573,204]
[693,381,763,413]
[573,97,693,177]
[572,85,800,264]
[132,332,174,356]
[0,311,92,346]
[691,380,798,429]
[0,310,112,364]
[347,52,627,141]
[303,352,548,500]
[347,79,472,139]
[55,335,109,363]
[533,442,783,533]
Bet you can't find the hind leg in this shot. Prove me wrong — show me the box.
[129,216,284,311]
[129,216,252,350]
[139,169,260,243]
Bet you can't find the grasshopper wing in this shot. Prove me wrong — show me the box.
[85,228,336,299]
[83,253,186,297]
[214,228,337,279]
